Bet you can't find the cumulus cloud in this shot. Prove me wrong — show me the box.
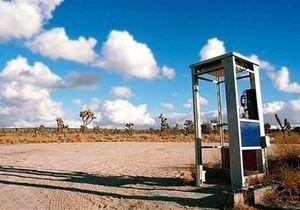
[0,56,63,127]
[162,66,176,79]
[249,55,275,71]
[35,0,63,20]
[268,67,300,93]
[111,86,132,99]
[0,56,63,89]
[161,102,174,109]
[263,99,300,125]
[165,112,192,127]
[199,37,226,61]
[65,72,100,89]
[183,97,209,108]
[0,0,63,41]
[26,27,97,63]
[95,30,158,79]
[89,98,155,127]
[94,30,173,80]
[250,54,300,93]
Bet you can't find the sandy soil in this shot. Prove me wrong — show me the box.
[0,142,232,209]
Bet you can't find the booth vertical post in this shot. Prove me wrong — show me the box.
[191,68,203,187]
[223,56,245,189]
[252,64,267,172]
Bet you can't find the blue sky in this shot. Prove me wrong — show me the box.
[0,0,299,128]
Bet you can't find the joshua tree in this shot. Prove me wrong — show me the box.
[201,123,212,134]
[80,109,96,133]
[264,123,271,133]
[38,124,46,135]
[184,120,194,135]
[56,117,68,134]
[275,114,291,135]
[159,114,169,135]
[125,122,134,135]
[93,126,100,134]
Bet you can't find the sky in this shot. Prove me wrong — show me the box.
[0,0,299,128]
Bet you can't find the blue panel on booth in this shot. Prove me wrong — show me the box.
[240,121,261,147]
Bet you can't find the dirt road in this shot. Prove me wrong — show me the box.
[0,142,226,209]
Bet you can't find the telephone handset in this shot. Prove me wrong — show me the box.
[239,89,259,120]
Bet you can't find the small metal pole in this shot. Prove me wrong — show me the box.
[191,68,203,187]
[216,77,225,168]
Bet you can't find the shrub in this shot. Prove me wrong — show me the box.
[184,120,194,135]
[201,123,212,134]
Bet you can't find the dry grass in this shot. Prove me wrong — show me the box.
[233,201,254,210]
[245,174,263,186]
[269,131,300,144]
[0,128,298,145]
[263,144,300,208]
[0,129,223,144]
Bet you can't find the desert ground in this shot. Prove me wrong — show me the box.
[0,142,233,209]
[0,130,298,210]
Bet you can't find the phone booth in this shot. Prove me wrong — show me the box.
[190,52,269,189]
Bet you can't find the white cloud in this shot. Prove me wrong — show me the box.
[94,30,173,80]
[162,66,176,79]
[64,120,82,129]
[26,27,97,63]
[183,97,209,108]
[89,98,155,127]
[249,54,275,71]
[161,102,174,109]
[0,56,100,90]
[250,54,300,93]
[0,56,63,89]
[199,37,226,61]
[263,101,285,114]
[263,99,300,125]
[35,0,63,20]
[0,56,63,127]
[0,0,63,41]
[269,67,300,93]
[165,112,192,127]
[111,86,132,99]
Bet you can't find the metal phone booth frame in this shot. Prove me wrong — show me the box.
[190,52,267,189]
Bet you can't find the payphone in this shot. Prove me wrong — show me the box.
[190,52,269,189]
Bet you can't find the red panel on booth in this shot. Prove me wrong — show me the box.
[223,147,258,171]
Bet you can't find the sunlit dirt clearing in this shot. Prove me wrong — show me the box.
[0,142,232,209]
